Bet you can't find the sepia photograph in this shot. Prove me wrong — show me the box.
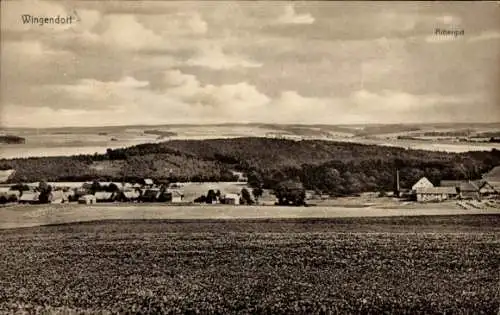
[0,0,499,313]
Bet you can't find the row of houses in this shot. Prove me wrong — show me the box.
[408,166,500,202]
[0,179,185,205]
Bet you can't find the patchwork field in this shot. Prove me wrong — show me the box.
[2,123,500,158]
[0,215,498,314]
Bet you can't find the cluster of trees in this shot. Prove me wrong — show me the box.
[0,135,26,144]
[1,138,500,197]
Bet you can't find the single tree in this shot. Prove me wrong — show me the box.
[241,188,254,205]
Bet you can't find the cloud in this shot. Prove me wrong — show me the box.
[277,5,315,25]
[467,31,500,43]
[3,66,485,127]
[97,14,166,51]
[436,15,462,26]
[186,45,262,69]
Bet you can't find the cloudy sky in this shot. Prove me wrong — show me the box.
[1,1,499,127]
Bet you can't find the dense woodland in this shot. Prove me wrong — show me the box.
[0,135,25,144]
[1,138,500,196]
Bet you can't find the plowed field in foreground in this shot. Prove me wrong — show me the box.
[0,215,499,314]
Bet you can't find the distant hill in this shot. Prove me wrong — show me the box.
[1,137,500,196]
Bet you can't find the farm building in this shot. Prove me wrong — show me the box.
[415,187,458,202]
[478,181,499,198]
[482,166,500,196]
[117,190,141,202]
[223,193,240,205]
[483,166,500,181]
[440,180,481,200]
[48,190,68,204]
[78,195,97,204]
[18,192,40,204]
[163,190,184,203]
[411,177,434,191]
[139,179,155,187]
[140,188,161,202]
[94,191,116,203]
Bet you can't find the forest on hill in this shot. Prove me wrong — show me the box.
[1,138,500,196]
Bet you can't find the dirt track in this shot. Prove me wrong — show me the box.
[1,203,500,229]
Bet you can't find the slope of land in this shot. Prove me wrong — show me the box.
[1,137,500,196]
[2,123,500,159]
[0,215,498,314]
[1,203,500,230]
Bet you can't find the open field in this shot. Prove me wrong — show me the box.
[1,203,500,229]
[0,215,498,314]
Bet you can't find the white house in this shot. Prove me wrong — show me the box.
[412,177,434,191]
[223,193,240,205]
[78,194,97,205]
[19,192,40,204]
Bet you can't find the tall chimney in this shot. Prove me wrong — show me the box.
[396,169,400,195]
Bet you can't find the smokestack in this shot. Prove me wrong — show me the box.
[396,169,400,195]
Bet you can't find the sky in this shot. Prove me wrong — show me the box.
[1,0,499,128]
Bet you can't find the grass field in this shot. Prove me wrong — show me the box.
[0,215,499,314]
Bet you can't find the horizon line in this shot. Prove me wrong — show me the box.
[1,121,500,130]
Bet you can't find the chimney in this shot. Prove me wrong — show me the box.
[396,169,400,196]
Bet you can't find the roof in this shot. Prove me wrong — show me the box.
[79,194,96,200]
[440,180,464,187]
[19,192,39,201]
[122,191,140,198]
[412,177,434,190]
[167,190,183,197]
[440,180,480,192]
[486,181,500,191]
[483,166,500,181]
[459,181,480,192]
[224,193,240,199]
[94,192,114,200]
[143,179,154,185]
[50,191,66,199]
[416,187,457,194]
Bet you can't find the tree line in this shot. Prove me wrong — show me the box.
[1,138,499,197]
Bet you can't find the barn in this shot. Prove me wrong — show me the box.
[223,193,240,205]
[411,177,434,191]
[415,187,458,202]
[78,194,97,205]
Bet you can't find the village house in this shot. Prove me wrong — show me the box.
[440,180,481,200]
[117,190,141,202]
[47,190,68,204]
[78,194,97,205]
[477,180,498,198]
[139,179,155,188]
[165,190,184,203]
[18,191,40,204]
[411,177,434,192]
[94,191,116,203]
[223,193,240,205]
[482,166,500,196]
[140,188,161,202]
[415,186,458,202]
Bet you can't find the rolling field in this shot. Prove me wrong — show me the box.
[1,203,500,229]
[0,215,499,314]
